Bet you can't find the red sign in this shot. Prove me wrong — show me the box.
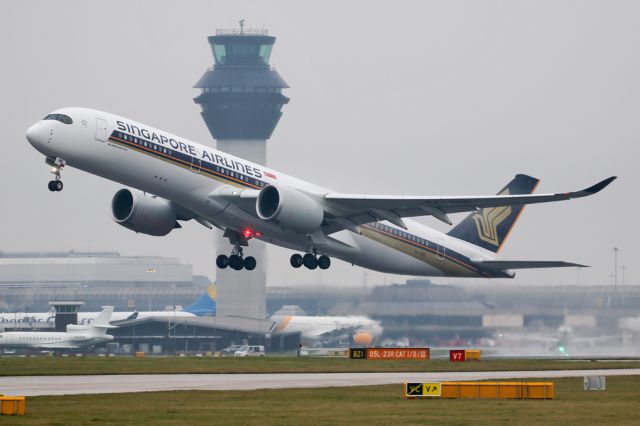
[449,349,466,362]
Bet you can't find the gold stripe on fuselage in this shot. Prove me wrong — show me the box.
[360,226,482,277]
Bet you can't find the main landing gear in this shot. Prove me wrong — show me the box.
[216,249,257,271]
[216,229,257,271]
[46,157,65,192]
[290,253,331,270]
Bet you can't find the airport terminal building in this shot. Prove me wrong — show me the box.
[0,250,207,312]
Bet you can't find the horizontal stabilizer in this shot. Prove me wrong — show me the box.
[473,260,588,270]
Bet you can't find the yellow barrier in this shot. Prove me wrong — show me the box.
[0,396,26,416]
[464,349,481,360]
[404,382,553,400]
[135,351,145,358]
[442,382,553,399]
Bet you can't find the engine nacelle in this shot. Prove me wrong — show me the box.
[111,189,178,236]
[256,185,324,234]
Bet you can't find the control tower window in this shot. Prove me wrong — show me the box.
[44,114,73,125]
[212,42,273,65]
[230,44,257,57]
[213,45,226,64]
[258,45,273,64]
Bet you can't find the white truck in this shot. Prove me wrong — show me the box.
[233,345,265,357]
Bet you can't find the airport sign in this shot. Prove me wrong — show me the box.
[349,348,430,360]
[404,382,442,398]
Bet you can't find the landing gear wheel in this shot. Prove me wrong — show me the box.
[243,256,257,271]
[290,254,303,268]
[48,181,57,192]
[229,254,244,270]
[303,253,318,270]
[216,255,229,269]
[318,255,331,270]
[54,181,63,191]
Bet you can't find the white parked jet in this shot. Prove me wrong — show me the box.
[25,108,615,277]
[0,306,115,349]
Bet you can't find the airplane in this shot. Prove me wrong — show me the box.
[0,306,115,349]
[272,314,383,346]
[25,108,616,277]
[0,284,217,326]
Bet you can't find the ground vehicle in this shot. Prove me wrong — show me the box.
[233,345,265,357]
[220,345,243,357]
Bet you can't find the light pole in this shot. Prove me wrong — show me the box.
[613,247,619,288]
[146,269,156,311]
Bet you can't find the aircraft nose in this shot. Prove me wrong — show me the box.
[25,123,45,147]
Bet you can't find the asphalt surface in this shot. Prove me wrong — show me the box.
[3,369,640,396]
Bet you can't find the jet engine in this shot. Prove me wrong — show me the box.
[111,188,179,236]
[256,185,324,234]
[352,331,374,346]
[66,324,90,333]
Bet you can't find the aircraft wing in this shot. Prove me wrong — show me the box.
[321,176,616,233]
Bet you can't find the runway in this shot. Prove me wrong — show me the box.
[4,368,640,396]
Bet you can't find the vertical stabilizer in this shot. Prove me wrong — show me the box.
[448,174,540,253]
[92,306,114,327]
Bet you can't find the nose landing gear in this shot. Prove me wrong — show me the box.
[48,180,63,192]
[46,157,65,192]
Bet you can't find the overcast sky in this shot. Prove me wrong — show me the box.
[1,1,637,287]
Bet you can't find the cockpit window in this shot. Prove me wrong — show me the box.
[44,114,73,125]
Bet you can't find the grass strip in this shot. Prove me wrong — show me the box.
[1,356,640,376]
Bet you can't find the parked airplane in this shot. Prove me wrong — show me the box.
[272,314,383,345]
[0,306,115,349]
[0,285,217,326]
[25,108,615,277]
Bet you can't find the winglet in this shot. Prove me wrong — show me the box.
[583,176,617,195]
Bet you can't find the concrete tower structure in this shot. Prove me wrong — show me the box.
[193,26,289,319]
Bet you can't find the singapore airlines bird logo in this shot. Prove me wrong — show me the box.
[473,189,512,246]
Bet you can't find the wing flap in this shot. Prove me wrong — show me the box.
[474,260,588,270]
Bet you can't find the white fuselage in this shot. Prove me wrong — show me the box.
[0,311,196,327]
[272,315,383,341]
[25,107,498,277]
[0,331,113,349]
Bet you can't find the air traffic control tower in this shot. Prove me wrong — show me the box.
[193,26,289,319]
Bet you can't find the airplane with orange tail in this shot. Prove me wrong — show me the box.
[272,314,382,346]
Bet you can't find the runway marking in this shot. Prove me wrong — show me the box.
[3,369,640,396]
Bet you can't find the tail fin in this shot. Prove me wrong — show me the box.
[184,284,217,316]
[448,174,540,253]
[92,306,114,327]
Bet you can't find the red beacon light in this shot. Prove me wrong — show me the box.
[241,227,262,239]
[242,228,254,239]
